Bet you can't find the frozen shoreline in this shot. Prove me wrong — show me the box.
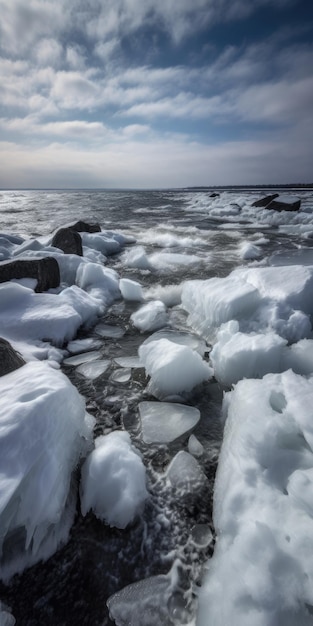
[1,189,313,625]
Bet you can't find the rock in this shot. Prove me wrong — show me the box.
[0,257,60,292]
[210,192,220,198]
[0,338,25,376]
[51,228,83,255]
[266,196,301,212]
[68,220,101,233]
[252,193,279,208]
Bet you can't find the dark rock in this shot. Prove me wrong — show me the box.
[0,257,60,292]
[68,221,101,233]
[266,196,301,212]
[252,193,279,207]
[51,228,83,256]
[210,192,220,198]
[0,338,25,377]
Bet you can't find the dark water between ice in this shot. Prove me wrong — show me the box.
[0,189,311,625]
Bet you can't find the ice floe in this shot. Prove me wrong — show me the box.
[138,401,200,444]
[131,300,168,332]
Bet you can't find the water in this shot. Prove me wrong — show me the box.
[0,188,313,625]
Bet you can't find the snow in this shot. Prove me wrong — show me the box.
[138,338,212,399]
[197,370,313,626]
[138,401,200,444]
[80,431,148,529]
[131,300,168,332]
[0,361,94,581]
[119,277,144,301]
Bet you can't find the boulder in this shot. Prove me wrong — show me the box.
[51,228,83,256]
[0,338,25,376]
[252,193,279,207]
[210,192,220,198]
[0,257,60,292]
[68,220,101,233]
[266,196,301,212]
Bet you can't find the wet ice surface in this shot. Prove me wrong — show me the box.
[0,188,313,625]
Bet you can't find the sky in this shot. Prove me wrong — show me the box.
[0,0,313,189]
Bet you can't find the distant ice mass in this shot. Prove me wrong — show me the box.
[138,401,200,444]
[80,431,148,529]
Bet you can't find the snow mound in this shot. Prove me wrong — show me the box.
[138,338,212,399]
[197,370,313,626]
[80,431,148,529]
[0,361,94,581]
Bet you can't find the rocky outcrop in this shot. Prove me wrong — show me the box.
[210,192,220,198]
[51,228,83,256]
[0,338,25,376]
[0,257,60,292]
[68,220,101,233]
[266,196,301,212]
[252,194,279,207]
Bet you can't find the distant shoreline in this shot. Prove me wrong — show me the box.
[0,184,313,192]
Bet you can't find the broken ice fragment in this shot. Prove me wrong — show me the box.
[138,401,200,444]
[76,359,110,380]
[94,323,125,339]
[63,350,102,366]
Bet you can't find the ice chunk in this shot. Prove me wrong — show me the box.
[122,246,153,270]
[110,368,132,383]
[119,278,144,302]
[190,524,213,548]
[76,359,110,380]
[210,321,287,386]
[142,329,206,356]
[138,401,200,444]
[0,361,93,581]
[0,603,15,625]
[114,356,142,368]
[107,575,172,626]
[138,338,212,399]
[94,323,125,339]
[76,262,120,305]
[166,451,208,495]
[239,241,261,260]
[131,300,168,332]
[188,434,204,457]
[197,370,313,626]
[80,431,148,529]
[67,338,102,353]
[63,350,102,366]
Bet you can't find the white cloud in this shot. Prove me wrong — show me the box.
[34,38,63,67]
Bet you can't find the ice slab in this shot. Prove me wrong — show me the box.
[131,300,168,332]
[110,368,132,383]
[188,434,204,457]
[190,524,213,548]
[166,451,208,495]
[80,431,148,529]
[114,356,142,368]
[94,323,125,339]
[76,359,110,380]
[63,350,102,366]
[138,401,200,444]
[107,575,172,626]
[67,337,102,353]
[142,329,206,356]
[139,338,212,399]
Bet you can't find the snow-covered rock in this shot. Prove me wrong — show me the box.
[0,361,94,581]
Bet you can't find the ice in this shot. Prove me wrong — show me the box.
[114,356,142,368]
[0,603,15,626]
[166,451,208,495]
[107,574,173,626]
[143,283,183,307]
[190,524,213,548]
[122,246,153,270]
[239,241,262,260]
[76,359,110,380]
[94,323,125,339]
[138,401,200,444]
[131,300,168,332]
[63,350,102,366]
[197,370,313,626]
[210,321,287,386]
[138,338,212,399]
[119,278,144,301]
[188,434,204,457]
[76,262,120,305]
[80,431,148,529]
[110,368,132,383]
[0,361,94,581]
[67,338,102,354]
[142,329,206,356]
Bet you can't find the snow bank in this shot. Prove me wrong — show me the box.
[80,431,148,529]
[0,361,94,581]
[197,370,313,626]
[138,338,212,399]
